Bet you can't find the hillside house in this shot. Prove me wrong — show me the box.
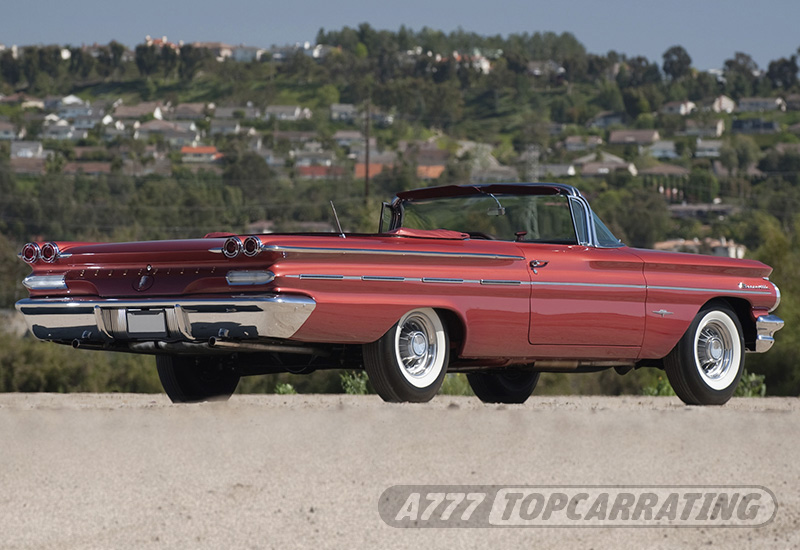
[608,129,660,146]
[737,97,786,112]
[264,105,312,121]
[661,100,696,116]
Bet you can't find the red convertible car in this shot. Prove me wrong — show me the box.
[16,183,783,405]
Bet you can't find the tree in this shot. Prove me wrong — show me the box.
[178,45,206,81]
[723,52,759,98]
[766,56,798,90]
[720,135,760,178]
[0,50,21,86]
[160,46,179,79]
[662,45,692,80]
[134,44,160,77]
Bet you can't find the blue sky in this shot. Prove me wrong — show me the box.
[2,0,798,70]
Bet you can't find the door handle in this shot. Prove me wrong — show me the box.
[530,260,549,268]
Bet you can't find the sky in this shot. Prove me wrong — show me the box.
[1,0,798,71]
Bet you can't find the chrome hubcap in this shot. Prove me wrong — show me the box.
[697,321,733,381]
[398,316,437,378]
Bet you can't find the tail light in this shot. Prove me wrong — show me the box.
[41,242,60,263]
[242,236,261,257]
[21,243,40,264]
[223,236,242,258]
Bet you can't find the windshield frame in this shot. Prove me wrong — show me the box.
[387,184,624,249]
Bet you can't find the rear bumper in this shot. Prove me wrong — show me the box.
[15,295,316,343]
[754,314,784,353]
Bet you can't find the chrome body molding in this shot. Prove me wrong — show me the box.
[753,314,785,353]
[281,273,779,298]
[768,280,781,312]
[22,274,68,290]
[652,309,674,317]
[262,244,524,261]
[15,295,316,343]
[480,279,523,286]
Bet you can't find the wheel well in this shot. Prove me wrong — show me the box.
[704,297,757,351]
[434,308,466,358]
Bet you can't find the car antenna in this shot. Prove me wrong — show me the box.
[330,201,346,239]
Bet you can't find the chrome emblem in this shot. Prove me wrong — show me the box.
[652,309,674,317]
[134,275,154,292]
[738,282,769,290]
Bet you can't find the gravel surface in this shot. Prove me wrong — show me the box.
[0,393,797,549]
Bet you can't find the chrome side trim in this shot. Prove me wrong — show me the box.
[15,295,316,342]
[530,281,646,290]
[422,277,464,284]
[298,274,346,280]
[753,314,784,353]
[481,280,522,286]
[22,274,67,290]
[648,285,773,296]
[263,244,524,261]
[361,275,405,282]
[769,281,781,312]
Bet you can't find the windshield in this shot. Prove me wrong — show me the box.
[399,193,579,243]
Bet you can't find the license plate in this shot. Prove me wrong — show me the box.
[126,310,167,336]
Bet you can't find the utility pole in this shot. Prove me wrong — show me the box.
[364,97,371,205]
[526,144,540,182]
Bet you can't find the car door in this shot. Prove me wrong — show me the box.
[521,244,647,347]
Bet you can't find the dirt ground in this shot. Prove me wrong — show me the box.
[0,393,797,549]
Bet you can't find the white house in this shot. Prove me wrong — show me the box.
[264,105,312,121]
[684,119,725,138]
[737,97,787,112]
[331,103,358,123]
[0,120,23,140]
[661,100,696,116]
[701,95,736,114]
[11,141,44,158]
[648,140,679,159]
[695,139,723,158]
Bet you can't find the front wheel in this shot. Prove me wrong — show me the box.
[363,308,449,402]
[664,304,744,405]
[467,370,540,404]
[156,355,240,403]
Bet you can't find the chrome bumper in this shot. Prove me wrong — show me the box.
[15,295,316,343]
[754,314,784,353]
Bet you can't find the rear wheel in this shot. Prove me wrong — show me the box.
[363,308,449,402]
[664,304,744,405]
[156,355,240,403]
[467,370,540,404]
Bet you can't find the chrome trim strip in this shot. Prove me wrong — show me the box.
[226,270,275,286]
[208,247,223,254]
[530,281,646,290]
[481,279,522,286]
[769,281,781,312]
[22,274,67,290]
[263,244,524,261]
[298,274,346,280]
[422,277,464,284]
[649,285,773,295]
[361,275,405,282]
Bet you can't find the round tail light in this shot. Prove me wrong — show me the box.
[41,242,60,263]
[21,243,41,264]
[242,236,261,257]
[223,236,242,258]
